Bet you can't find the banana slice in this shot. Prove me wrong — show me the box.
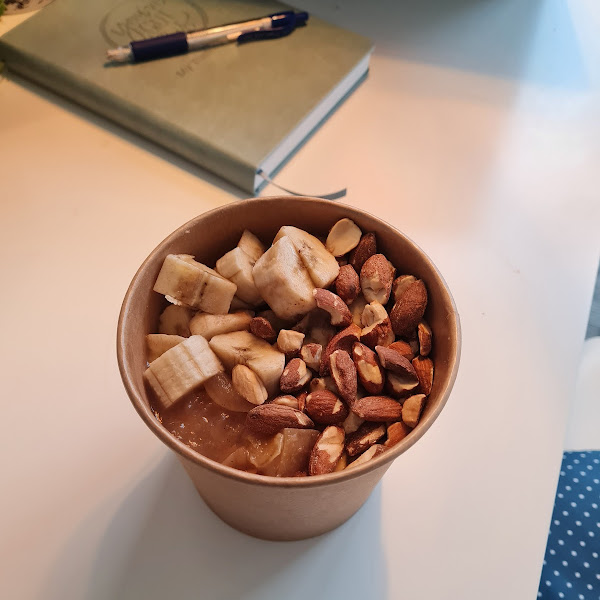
[153,254,236,314]
[216,247,263,305]
[230,296,254,311]
[146,334,186,362]
[209,330,285,396]
[158,304,193,337]
[252,236,316,321]
[274,226,339,288]
[237,230,266,262]
[189,310,253,340]
[144,335,224,410]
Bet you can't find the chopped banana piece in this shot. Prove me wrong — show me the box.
[229,296,254,311]
[144,335,224,410]
[158,304,193,337]
[209,330,285,397]
[146,334,185,363]
[274,226,339,288]
[237,230,266,262]
[216,247,263,305]
[153,254,236,314]
[252,236,316,321]
[189,311,253,340]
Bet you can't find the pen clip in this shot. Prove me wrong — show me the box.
[238,11,308,44]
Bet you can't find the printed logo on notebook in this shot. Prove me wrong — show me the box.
[100,0,208,47]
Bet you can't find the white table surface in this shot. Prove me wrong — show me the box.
[1,1,599,599]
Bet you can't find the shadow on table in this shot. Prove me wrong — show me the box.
[298,0,587,239]
[69,454,387,600]
[7,73,247,201]
[309,0,587,90]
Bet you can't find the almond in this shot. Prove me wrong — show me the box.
[349,232,377,272]
[352,342,384,394]
[412,356,434,395]
[349,295,368,327]
[352,396,402,422]
[296,390,307,411]
[401,394,427,428]
[409,338,420,355]
[360,317,395,349]
[388,340,415,360]
[342,410,365,434]
[320,323,361,375]
[346,444,385,469]
[277,329,305,357]
[280,358,312,393]
[309,425,345,475]
[291,312,311,333]
[246,404,314,435]
[386,372,419,398]
[249,316,277,343]
[334,452,348,471]
[313,288,353,327]
[392,275,416,303]
[309,376,337,393]
[257,309,290,333]
[418,320,433,357]
[361,301,388,327]
[390,279,428,337]
[326,218,362,257]
[335,264,360,304]
[231,364,268,405]
[300,343,322,371]
[384,421,412,448]
[296,310,336,348]
[305,390,349,424]
[329,350,358,405]
[346,422,386,456]
[271,395,300,409]
[375,345,419,382]
[360,254,395,305]
[309,322,336,349]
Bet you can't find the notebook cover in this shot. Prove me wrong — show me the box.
[0,0,372,192]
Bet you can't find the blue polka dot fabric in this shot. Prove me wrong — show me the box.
[538,451,600,599]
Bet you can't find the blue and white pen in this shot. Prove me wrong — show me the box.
[106,11,309,63]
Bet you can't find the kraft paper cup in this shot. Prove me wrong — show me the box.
[117,197,461,541]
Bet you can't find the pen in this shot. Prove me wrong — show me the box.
[106,10,309,63]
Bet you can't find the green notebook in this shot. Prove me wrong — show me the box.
[0,0,372,193]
